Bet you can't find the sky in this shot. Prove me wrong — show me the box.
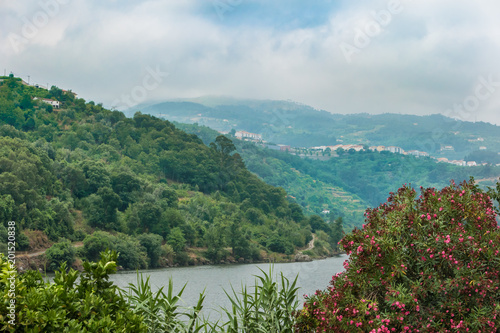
[1,0,500,124]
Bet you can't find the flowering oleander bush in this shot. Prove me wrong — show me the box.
[296,180,500,332]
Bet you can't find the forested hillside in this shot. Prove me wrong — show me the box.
[0,75,341,270]
[175,122,500,228]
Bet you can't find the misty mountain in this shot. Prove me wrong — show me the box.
[131,97,500,161]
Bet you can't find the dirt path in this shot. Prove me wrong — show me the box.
[299,234,316,254]
[16,242,84,258]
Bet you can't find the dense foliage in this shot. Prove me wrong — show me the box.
[0,75,324,270]
[296,180,500,332]
[0,251,146,332]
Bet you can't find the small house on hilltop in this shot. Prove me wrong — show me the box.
[33,97,60,109]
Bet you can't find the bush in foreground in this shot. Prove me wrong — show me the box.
[296,180,500,332]
[0,251,145,332]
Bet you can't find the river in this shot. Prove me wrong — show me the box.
[109,255,347,320]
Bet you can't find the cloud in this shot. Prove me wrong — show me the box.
[1,0,499,124]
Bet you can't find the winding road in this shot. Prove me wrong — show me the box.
[16,242,83,258]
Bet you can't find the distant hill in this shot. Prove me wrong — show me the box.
[133,97,500,161]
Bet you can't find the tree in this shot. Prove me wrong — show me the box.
[48,198,75,238]
[308,215,329,233]
[137,233,163,268]
[296,180,500,332]
[49,86,63,100]
[111,171,141,210]
[209,135,244,190]
[330,216,343,251]
[83,187,121,230]
[488,179,500,215]
[226,220,250,258]
[204,224,226,262]
[80,160,111,194]
[245,207,264,225]
[135,201,162,232]
[210,135,236,157]
[266,233,294,255]
[167,227,186,253]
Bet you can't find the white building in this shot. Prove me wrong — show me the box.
[387,146,404,154]
[33,97,60,109]
[235,131,262,141]
[450,160,466,166]
[407,150,429,157]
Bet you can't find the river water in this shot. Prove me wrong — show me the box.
[110,255,347,320]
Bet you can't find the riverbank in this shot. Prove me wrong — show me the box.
[14,240,343,273]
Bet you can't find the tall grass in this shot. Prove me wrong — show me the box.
[125,273,206,332]
[124,267,300,332]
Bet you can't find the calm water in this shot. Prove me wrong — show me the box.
[110,255,347,320]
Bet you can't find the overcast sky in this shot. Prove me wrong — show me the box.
[1,0,500,124]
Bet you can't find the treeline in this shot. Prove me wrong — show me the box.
[0,75,338,270]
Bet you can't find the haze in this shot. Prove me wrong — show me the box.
[2,0,500,124]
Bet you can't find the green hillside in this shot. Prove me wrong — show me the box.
[174,122,367,228]
[174,122,500,228]
[0,75,342,270]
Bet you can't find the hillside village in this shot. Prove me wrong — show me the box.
[231,130,495,167]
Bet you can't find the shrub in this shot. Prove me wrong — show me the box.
[161,243,175,264]
[137,233,163,268]
[302,250,314,257]
[296,180,500,332]
[23,229,52,251]
[45,239,76,271]
[267,234,294,255]
[82,231,148,269]
[0,251,146,332]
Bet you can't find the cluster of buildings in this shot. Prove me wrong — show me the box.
[436,158,480,167]
[310,144,364,152]
[309,144,429,157]
[227,129,494,168]
[308,144,489,167]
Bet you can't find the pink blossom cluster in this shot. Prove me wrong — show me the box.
[295,180,500,332]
